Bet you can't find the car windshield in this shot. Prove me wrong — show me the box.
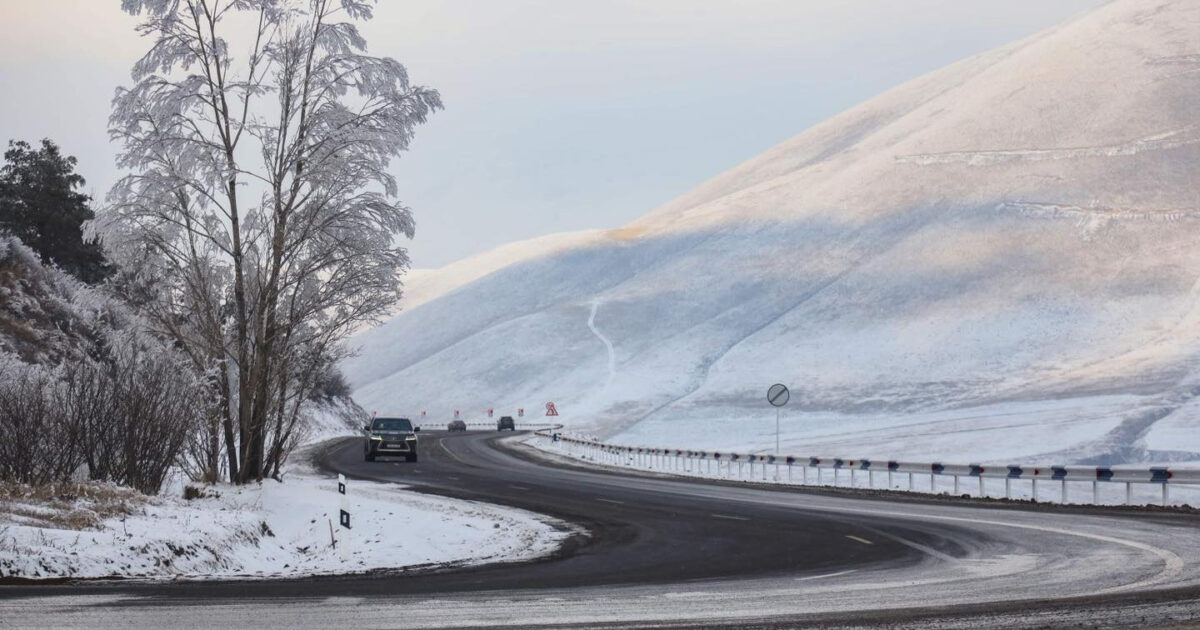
[373,418,413,431]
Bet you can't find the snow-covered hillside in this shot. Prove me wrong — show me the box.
[345,0,1200,466]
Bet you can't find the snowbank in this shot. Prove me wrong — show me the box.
[0,457,570,581]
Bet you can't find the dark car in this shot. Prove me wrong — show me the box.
[447,419,467,432]
[497,415,515,431]
[364,417,420,462]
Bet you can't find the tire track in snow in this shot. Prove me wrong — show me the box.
[588,300,617,388]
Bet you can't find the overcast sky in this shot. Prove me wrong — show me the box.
[0,0,1105,268]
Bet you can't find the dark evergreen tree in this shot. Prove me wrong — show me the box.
[0,139,112,284]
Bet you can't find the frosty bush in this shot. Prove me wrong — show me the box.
[0,345,208,495]
[0,357,81,485]
[0,236,211,494]
[68,332,210,494]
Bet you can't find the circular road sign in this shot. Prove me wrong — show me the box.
[767,383,790,407]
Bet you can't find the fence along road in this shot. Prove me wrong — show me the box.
[6,429,1200,629]
[535,430,1200,506]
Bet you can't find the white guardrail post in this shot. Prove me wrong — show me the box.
[531,427,1200,507]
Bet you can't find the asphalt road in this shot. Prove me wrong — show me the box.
[312,429,943,592]
[6,430,1200,629]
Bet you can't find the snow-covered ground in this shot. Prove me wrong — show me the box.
[603,393,1200,467]
[0,455,571,581]
[299,397,372,446]
[0,405,571,582]
[344,0,1200,468]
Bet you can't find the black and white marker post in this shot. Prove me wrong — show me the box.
[338,473,350,530]
[767,383,789,456]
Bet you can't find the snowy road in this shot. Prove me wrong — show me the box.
[5,431,1200,628]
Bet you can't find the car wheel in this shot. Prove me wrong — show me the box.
[365,452,376,462]
[406,452,418,463]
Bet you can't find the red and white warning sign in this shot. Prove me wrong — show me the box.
[454,409,460,418]
[421,410,426,417]
[488,408,494,418]
[518,408,524,418]
[545,402,559,417]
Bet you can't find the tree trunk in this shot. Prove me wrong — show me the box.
[220,363,240,481]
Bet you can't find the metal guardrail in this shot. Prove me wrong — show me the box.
[418,421,563,430]
[529,429,1200,507]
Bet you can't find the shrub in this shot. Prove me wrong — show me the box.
[0,358,81,485]
[0,236,211,495]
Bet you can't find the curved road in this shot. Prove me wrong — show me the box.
[5,430,1200,628]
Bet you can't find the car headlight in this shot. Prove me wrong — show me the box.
[406,435,417,441]
[370,436,383,441]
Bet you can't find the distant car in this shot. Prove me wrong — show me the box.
[497,415,516,431]
[364,417,420,462]
[447,419,467,432]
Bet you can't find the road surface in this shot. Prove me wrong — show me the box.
[5,430,1200,628]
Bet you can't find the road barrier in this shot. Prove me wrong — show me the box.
[457,422,561,430]
[528,430,1200,507]
[416,421,562,431]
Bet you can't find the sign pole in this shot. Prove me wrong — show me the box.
[767,383,789,464]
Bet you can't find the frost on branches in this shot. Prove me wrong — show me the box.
[102,0,441,483]
[0,235,209,494]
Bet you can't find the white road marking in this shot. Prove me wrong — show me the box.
[845,535,873,546]
[795,569,857,581]
[596,498,625,505]
[321,596,364,605]
[737,498,1185,594]
[710,513,749,521]
[439,439,471,466]
[509,485,531,491]
[878,511,1181,593]
[863,526,957,563]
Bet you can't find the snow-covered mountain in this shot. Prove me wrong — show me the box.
[345,0,1200,465]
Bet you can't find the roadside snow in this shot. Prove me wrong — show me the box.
[524,432,1200,507]
[607,395,1146,464]
[0,448,571,581]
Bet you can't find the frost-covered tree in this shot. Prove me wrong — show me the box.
[103,0,440,482]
